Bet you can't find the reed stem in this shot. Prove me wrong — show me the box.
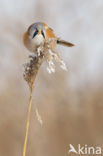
[23,85,33,156]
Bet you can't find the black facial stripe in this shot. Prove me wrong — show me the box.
[32,30,38,38]
[41,31,45,38]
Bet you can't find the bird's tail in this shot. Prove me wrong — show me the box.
[57,39,75,47]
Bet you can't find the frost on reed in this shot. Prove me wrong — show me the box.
[23,39,67,156]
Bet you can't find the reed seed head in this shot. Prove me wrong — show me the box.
[23,39,67,89]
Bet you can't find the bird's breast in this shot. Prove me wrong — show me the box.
[32,34,44,46]
[23,32,44,52]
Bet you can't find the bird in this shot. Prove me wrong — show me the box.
[23,22,74,53]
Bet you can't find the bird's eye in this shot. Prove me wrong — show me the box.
[41,31,45,38]
[32,29,38,38]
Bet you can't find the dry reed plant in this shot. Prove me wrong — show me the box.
[22,39,67,156]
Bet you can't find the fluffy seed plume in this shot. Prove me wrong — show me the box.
[23,39,67,86]
[22,38,67,156]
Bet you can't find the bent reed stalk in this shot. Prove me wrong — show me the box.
[22,39,67,156]
[22,85,33,156]
[23,51,44,156]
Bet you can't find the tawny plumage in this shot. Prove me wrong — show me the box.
[23,22,75,53]
[57,39,75,47]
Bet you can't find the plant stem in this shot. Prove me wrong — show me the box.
[23,85,33,156]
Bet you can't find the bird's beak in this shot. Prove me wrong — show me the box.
[38,30,41,34]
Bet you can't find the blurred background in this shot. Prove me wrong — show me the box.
[0,0,103,155]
